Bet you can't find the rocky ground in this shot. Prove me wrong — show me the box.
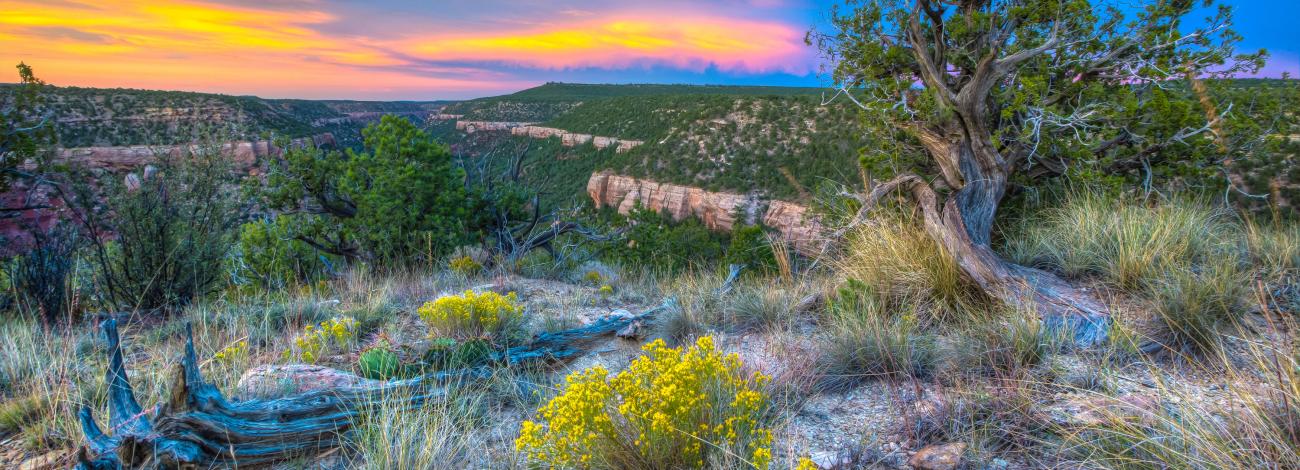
[1,273,1293,470]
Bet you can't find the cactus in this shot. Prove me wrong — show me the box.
[358,346,401,380]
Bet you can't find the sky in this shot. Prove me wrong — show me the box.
[1,0,1296,101]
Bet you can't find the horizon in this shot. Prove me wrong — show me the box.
[2,0,1298,101]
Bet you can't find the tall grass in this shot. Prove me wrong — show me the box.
[835,210,987,325]
[1005,192,1241,291]
[348,385,489,469]
[1145,260,1249,355]
[1065,312,1300,469]
[816,281,937,390]
[1244,216,1300,276]
[1004,191,1267,356]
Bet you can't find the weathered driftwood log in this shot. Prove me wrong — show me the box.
[73,266,747,469]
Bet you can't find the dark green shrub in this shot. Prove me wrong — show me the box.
[422,338,493,371]
[600,205,726,273]
[724,224,776,275]
[234,216,333,290]
[358,345,402,380]
[261,115,476,264]
[68,142,242,312]
[7,223,79,323]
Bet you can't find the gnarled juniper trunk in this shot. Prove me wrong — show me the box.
[72,267,745,469]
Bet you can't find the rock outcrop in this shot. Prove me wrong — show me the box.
[456,120,534,133]
[46,133,334,173]
[511,126,643,152]
[586,171,823,254]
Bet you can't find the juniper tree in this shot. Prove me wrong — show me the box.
[810,0,1264,344]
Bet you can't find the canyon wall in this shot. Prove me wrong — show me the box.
[586,171,822,254]
[453,119,642,152]
[456,121,534,133]
[46,133,335,173]
[510,126,644,152]
[1,134,335,256]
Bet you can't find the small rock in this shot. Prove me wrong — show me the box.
[237,364,381,399]
[609,308,634,319]
[18,451,64,470]
[907,442,966,470]
[809,450,851,469]
[616,320,643,339]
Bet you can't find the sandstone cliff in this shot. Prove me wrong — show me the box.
[453,119,642,152]
[511,126,643,152]
[456,121,535,133]
[586,171,822,254]
[46,133,335,173]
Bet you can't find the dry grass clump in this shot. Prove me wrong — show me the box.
[1004,191,1276,357]
[836,210,989,325]
[942,308,1050,381]
[816,280,938,391]
[1064,321,1300,469]
[1144,260,1250,356]
[1005,191,1241,291]
[1244,216,1300,276]
[347,384,490,469]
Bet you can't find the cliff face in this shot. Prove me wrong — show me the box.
[454,120,643,153]
[586,171,822,254]
[47,134,335,173]
[1,134,335,256]
[511,126,644,152]
[456,121,534,132]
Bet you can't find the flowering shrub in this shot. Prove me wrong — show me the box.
[417,290,522,340]
[583,270,604,285]
[516,336,774,468]
[597,284,614,298]
[212,339,249,365]
[282,316,357,363]
[795,457,817,470]
[448,255,482,276]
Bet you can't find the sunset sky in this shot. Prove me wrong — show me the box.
[2,0,1296,100]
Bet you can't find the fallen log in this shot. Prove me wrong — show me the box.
[74,266,743,469]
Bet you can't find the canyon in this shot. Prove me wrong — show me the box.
[586,171,822,254]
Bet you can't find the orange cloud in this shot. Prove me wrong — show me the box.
[404,16,810,73]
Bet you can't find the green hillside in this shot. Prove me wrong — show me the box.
[440,82,828,122]
[0,84,447,148]
[439,83,868,202]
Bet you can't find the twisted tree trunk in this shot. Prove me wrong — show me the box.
[854,170,1109,347]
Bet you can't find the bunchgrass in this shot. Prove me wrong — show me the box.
[1144,260,1249,356]
[835,210,988,325]
[347,384,489,469]
[817,284,937,390]
[1004,191,1241,291]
